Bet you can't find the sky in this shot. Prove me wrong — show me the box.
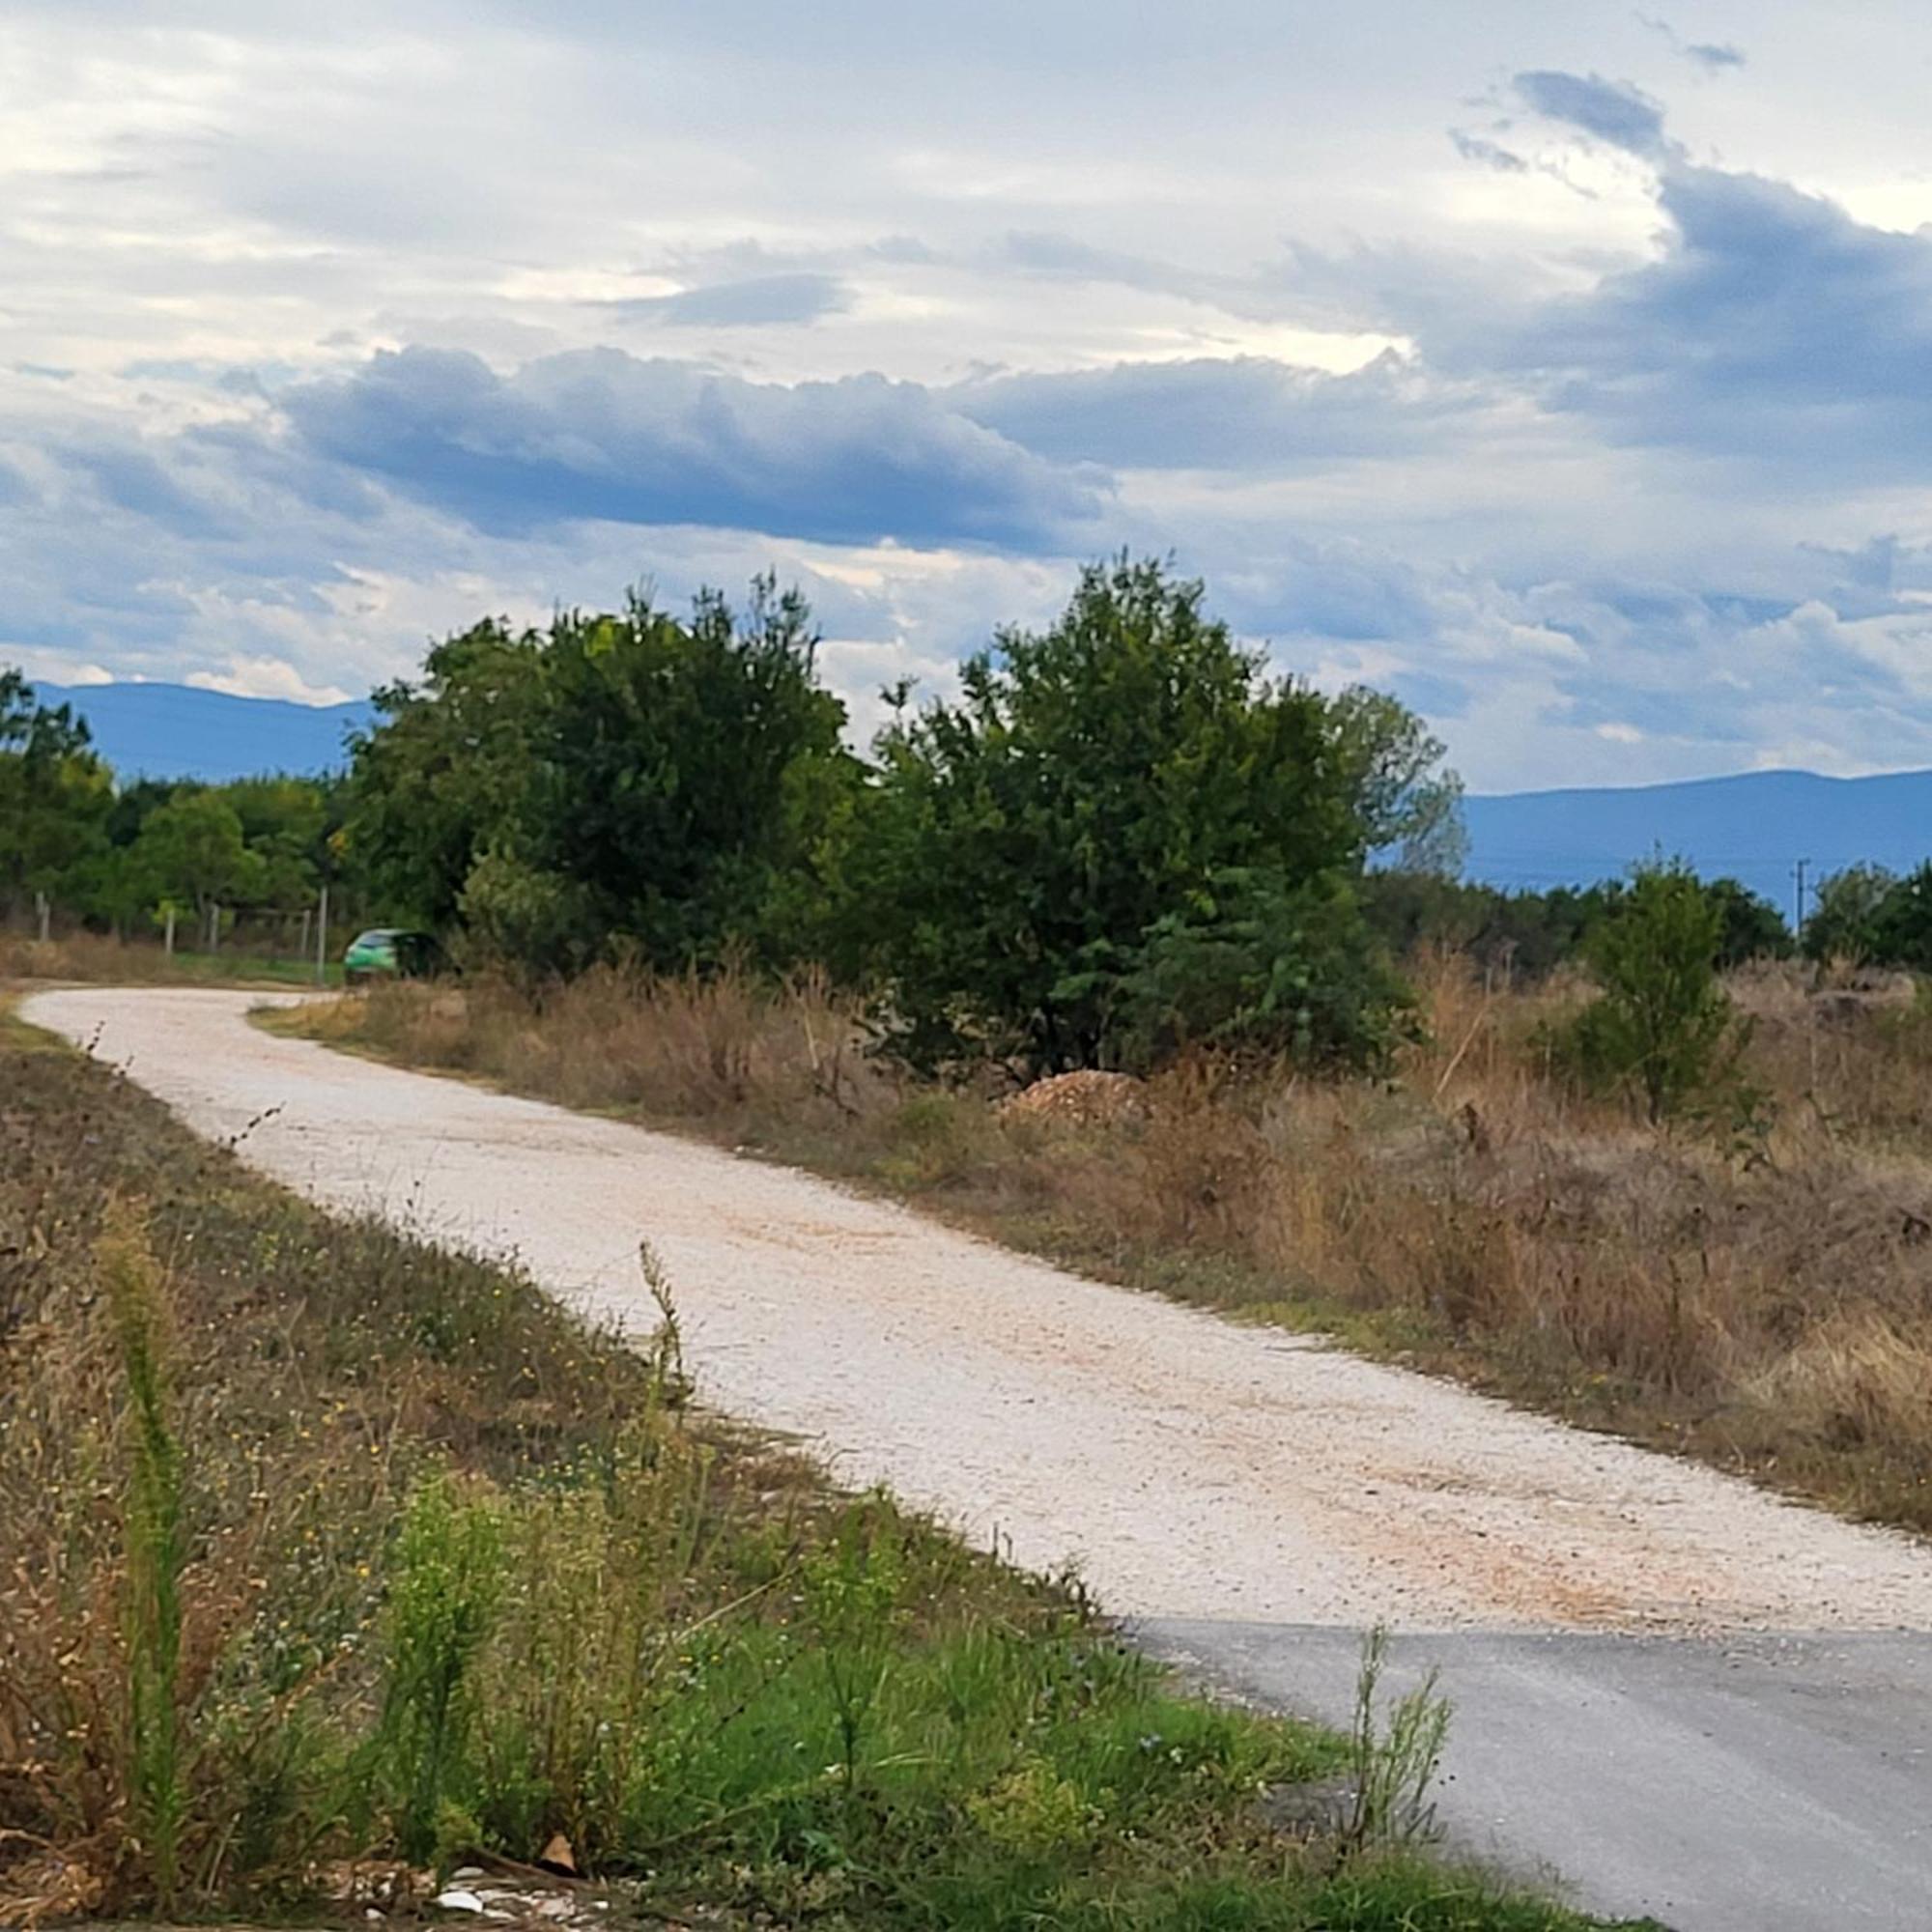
[7,3,1932,790]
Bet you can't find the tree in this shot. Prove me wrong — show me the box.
[128,791,262,930]
[221,776,330,909]
[1562,858,1752,1125]
[1119,867,1413,1071]
[1803,864,1894,963]
[1859,862,1932,971]
[1701,877,1791,968]
[347,581,855,973]
[0,669,112,917]
[348,619,547,931]
[1326,689,1466,875]
[1360,872,1615,980]
[847,555,1454,1072]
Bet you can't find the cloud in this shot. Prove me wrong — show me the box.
[55,436,238,537]
[1512,70,1670,156]
[608,271,853,327]
[952,354,1470,470]
[1683,40,1746,72]
[1449,130,1529,175]
[10,9,1932,799]
[1634,14,1747,72]
[277,346,1110,548]
[1478,160,1932,469]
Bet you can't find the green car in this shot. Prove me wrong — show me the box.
[342,927,446,985]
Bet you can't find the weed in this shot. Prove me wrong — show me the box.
[376,1475,505,1863]
[1342,1627,1453,1856]
[99,1207,187,1910]
[803,1497,908,1799]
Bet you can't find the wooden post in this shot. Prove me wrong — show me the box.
[210,901,222,953]
[164,904,177,956]
[35,890,49,944]
[315,884,329,987]
[298,906,311,964]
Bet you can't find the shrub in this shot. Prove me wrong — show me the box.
[1559,858,1755,1125]
[375,1476,506,1863]
[1803,863,1895,963]
[1120,867,1413,1072]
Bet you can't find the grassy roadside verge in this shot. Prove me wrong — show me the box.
[1,931,342,990]
[0,1015,1646,1930]
[272,961,1932,1541]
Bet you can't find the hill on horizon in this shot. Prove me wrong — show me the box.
[1463,767,1932,914]
[26,680,1932,912]
[34,679,373,783]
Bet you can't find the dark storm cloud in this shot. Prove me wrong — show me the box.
[277,345,1109,548]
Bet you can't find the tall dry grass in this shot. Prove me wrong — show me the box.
[299,952,1932,1532]
[330,962,903,1132]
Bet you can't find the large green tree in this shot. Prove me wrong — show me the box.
[347,582,854,973]
[845,555,1458,1072]
[128,790,263,925]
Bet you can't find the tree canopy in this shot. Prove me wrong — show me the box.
[0,670,111,912]
[345,581,856,975]
[842,555,1457,1072]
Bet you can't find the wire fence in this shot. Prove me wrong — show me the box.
[2,890,371,980]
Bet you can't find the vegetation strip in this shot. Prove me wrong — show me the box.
[0,1021,1647,1929]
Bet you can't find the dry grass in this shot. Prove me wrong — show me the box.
[297,953,1932,1536]
[0,929,334,989]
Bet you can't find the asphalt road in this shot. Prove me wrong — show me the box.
[25,985,1932,1931]
[1138,1621,1932,1930]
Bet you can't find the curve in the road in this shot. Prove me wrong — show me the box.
[25,985,1932,1929]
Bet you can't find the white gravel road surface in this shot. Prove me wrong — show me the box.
[26,984,1932,1637]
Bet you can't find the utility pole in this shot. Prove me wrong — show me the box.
[1793,858,1810,938]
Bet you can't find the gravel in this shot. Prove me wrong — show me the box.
[27,983,1932,1636]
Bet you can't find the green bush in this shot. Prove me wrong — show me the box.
[1803,863,1895,963]
[1559,859,1755,1126]
[376,1476,506,1862]
[1121,867,1413,1072]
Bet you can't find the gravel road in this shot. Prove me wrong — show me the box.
[25,985,1932,1927]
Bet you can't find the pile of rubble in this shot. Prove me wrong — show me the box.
[996,1068,1149,1127]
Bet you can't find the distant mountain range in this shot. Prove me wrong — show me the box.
[1463,769,1932,914]
[37,680,373,783]
[31,681,1932,914]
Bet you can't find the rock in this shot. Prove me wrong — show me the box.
[537,1832,580,1877]
[435,1888,488,1913]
